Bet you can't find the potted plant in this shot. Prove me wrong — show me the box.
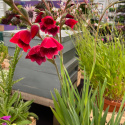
[75,0,125,112]
[0,42,38,125]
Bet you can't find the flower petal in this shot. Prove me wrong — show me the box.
[31,25,39,39]
[0,116,11,121]
[2,123,7,125]
[48,37,63,51]
[40,37,63,59]
[35,56,46,65]
[25,45,46,65]
[40,23,47,32]
[47,25,59,36]
[44,48,58,59]
[19,30,31,44]
[28,45,41,56]
[66,14,74,19]
[65,19,78,29]
[40,37,57,48]
[41,16,56,29]
[18,39,31,52]
[10,32,20,44]
[35,12,44,23]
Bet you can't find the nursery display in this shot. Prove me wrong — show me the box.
[76,0,125,112]
[1,0,79,124]
[1,0,125,124]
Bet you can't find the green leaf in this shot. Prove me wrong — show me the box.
[18,100,33,112]
[51,92,65,122]
[100,106,109,125]
[8,92,18,107]
[29,112,38,120]
[51,107,65,125]
[15,120,31,125]
[12,77,24,85]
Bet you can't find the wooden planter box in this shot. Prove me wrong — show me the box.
[3,30,78,100]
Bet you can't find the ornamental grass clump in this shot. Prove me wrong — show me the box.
[76,25,125,101]
[75,0,125,101]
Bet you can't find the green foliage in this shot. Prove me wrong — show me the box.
[0,45,37,124]
[75,25,125,101]
[51,64,125,125]
[0,42,8,63]
[109,8,115,12]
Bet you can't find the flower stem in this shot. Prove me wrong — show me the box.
[53,59,62,85]
[42,0,51,12]
[12,2,32,26]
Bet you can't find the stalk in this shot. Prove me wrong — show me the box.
[8,46,21,98]
[12,2,32,26]
[53,59,62,85]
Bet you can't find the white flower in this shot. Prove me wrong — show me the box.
[56,17,61,22]
[52,7,59,12]
[60,2,65,10]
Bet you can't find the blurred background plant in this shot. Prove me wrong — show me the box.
[75,0,125,102]
[75,24,125,101]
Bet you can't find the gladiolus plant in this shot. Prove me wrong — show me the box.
[6,0,78,81]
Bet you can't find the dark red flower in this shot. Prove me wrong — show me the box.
[65,19,78,29]
[40,23,47,32]
[31,25,39,39]
[40,37,63,59]
[10,30,31,52]
[66,14,74,19]
[47,25,59,36]
[35,12,44,23]
[25,45,46,65]
[41,16,56,29]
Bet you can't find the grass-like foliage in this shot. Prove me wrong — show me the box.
[0,45,38,125]
[51,60,125,125]
[75,24,125,101]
